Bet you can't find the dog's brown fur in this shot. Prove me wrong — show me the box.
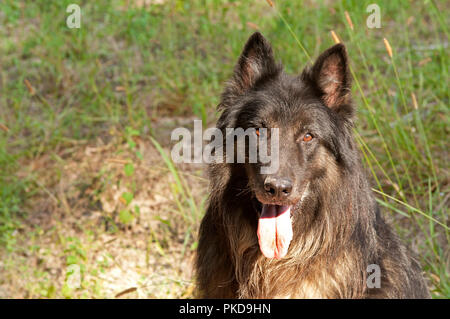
[195,32,430,299]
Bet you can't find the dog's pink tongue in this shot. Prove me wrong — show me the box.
[257,205,292,259]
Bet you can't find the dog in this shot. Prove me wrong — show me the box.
[195,32,430,298]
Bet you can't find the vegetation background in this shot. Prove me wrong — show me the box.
[0,0,448,298]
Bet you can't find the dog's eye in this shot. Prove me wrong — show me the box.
[303,133,313,142]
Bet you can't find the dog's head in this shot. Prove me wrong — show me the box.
[218,32,356,258]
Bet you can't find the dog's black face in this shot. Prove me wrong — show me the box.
[238,87,345,208]
[217,32,355,258]
[220,32,353,208]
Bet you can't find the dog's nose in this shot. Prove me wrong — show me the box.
[264,177,293,198]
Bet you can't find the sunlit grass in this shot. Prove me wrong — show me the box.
[0,0,447,298]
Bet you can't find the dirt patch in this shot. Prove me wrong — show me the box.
[1,125,207,298]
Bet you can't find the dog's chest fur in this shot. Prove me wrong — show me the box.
[238,261,364,299]
[233,226,366,299]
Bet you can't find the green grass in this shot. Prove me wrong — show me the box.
[0,0,448,298]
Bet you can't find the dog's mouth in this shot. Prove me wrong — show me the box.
[257,204,293,259]
[253,182,310,259]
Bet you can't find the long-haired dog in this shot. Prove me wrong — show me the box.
[195,32,430,298]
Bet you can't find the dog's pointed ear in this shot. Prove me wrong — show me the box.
[308,44,352,117]
[228,32,280,94]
